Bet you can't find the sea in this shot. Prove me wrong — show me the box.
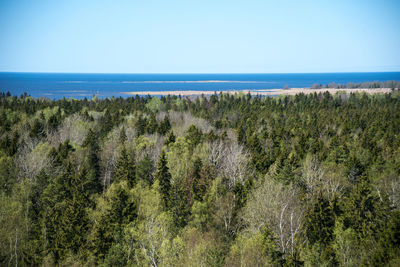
[1,72,400,99]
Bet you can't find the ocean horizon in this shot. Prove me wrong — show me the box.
[1,72,400,99]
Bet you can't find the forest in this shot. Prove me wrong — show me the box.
[0,90,400,266]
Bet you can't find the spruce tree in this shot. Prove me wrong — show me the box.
[136,155,154,184]
[158,115,171,135]
[40,163,88,262]
[155,150,172,209]
[135,115,146,136]
[304,195,335,246]
[191,158,203,201]
[82,128,102,194]
[113,147,136,187]
[146,113,158,134]
[343,175,386,241]
[164,130,176,145]
[118,126,127,144]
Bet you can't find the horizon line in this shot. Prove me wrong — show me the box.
[1,70,400,75]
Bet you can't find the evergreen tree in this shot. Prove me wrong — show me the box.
[136,155,154,184]
[154,150,172,209]
[39,163,91,262]
[82,129,102,194]
[29,118,45,138]
[164,130,176,145]
[146,113,158,134]
[261,226,285,265]
[191,158,203,201]
[0,154,17,194]
[304,195,335,246]
[135,115,146,136]
[158,115,171,135]
[119,126,127,144]
[91,182,137,262]
[340,175,393,265]
[100,109,113,136]
[186,125,202,150]
[113,147,136,187]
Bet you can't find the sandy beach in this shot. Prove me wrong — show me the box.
[121,88,394,96]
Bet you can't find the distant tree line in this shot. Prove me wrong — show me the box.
[310,80,400,89]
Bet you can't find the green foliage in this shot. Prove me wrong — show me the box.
[0,154,17,194]
[30,118,45,138]
[343,176,387,242]
[226,229,282,267]
[126,180,172,266]
[186,124,203,150]
[90,181,137,262]
[39,163,91,262]
[1,91,400,266]
[82,128,102,194]
[164,130,176,145]
[158,115,171,135]
[155,150,172,209]
[304,195,335,246]
[113,147,136,187]
[136,154,154,184]
[135,115,146,136]
[145,96,162,113]
[146,113,158,134]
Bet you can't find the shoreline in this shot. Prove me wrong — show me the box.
[121,88,394,96]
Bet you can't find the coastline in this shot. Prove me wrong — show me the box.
[121,88,394,96]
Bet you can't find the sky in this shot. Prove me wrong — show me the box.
[0,0,399,73]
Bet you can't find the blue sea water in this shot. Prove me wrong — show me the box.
[1,72,400,99]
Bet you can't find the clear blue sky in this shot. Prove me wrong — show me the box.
[0,0,399,73]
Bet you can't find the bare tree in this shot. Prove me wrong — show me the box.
[242,178,303,255]
[376,173,400,210]
[302,155,325,196]
[17,141,52,182]
[100,127,121,188]
[214,192,236,235]
[168,111,214,136]
[144,134,164,165]
[48,114,94,146]
[207,140,251,190]
[125,126,137,143]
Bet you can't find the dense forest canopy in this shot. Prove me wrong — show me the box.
[1,90,400,266]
